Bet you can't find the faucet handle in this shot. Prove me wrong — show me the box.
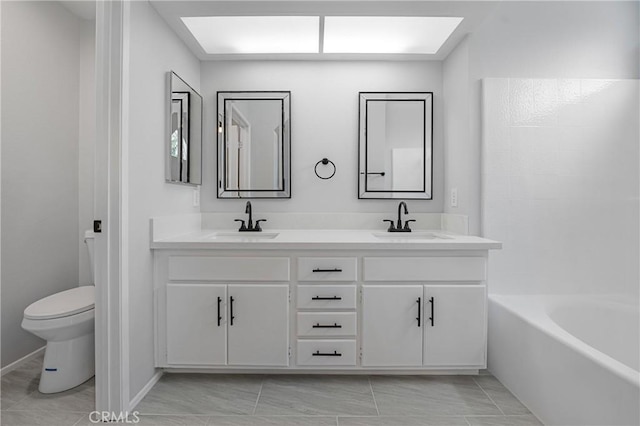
[234,219,246,231]
[383,219,396,232]
[404,219,416,231]
[254,219,267,232]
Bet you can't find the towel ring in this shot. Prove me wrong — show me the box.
[315,158,336,180]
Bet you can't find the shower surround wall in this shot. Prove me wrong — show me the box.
[481,78,639,297]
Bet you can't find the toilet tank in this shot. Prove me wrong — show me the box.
[84,230,96,280]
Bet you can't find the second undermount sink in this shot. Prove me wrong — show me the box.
[206,232,279,240]
[372,231,452,240]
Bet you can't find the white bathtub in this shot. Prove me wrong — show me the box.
[488,294,640,426]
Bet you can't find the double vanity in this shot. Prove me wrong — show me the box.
[161,79,500,373]
[152,213,501,373]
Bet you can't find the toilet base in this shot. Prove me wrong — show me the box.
[39,332,95,393]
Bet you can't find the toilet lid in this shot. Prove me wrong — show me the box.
[24,286,95,320]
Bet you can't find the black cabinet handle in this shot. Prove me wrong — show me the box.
[312,296,342,301]
[230,296,235,326]
[312,323,342,329]
[416,297,421,327]
[429,296,434,327]
[217,297,222,327]
[312,268,343,273]
[312,350,342,357]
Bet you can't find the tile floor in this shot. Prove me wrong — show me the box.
[1,353,542,425]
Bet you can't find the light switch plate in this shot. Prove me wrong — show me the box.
[193,187,200,207]
[450,188,458,207]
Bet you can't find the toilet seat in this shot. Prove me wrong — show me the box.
[24,286,94,320]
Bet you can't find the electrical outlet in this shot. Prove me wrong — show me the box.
[450,188,458,207]
[193,187,200,207]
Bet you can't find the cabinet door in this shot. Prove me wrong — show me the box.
[166,284,226,365]
[362,285,423,367]
[228,284,289,366]
[423,285,486,367]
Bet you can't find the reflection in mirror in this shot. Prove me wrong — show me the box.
[217,91,291,198]
[166,71,202,185]
[358,92,433,199]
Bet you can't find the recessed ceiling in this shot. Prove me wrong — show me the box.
[150,1,497,61]
[323,17,463,54]
[182,16,320,54]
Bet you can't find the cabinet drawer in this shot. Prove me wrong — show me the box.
[297,285,356,309]
[168,256,290,281]
[297,340,357,366]
[297,312,357,337]
[298,257,357,282]
[363,257,486,282]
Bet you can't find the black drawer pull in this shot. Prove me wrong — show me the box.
[312,350,342,357]
[312,268,343,273]
[312,296,342,301]
[312,323,342,328]
[230,296,235,326]
[429,296,435,327]
[217,296,222,327]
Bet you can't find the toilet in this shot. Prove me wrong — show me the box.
[21,230,96,394]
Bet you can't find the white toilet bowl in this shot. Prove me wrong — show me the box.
[21,231,96,394]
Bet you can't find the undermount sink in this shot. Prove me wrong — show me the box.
[206,232,279,240]
[372,231,452,240]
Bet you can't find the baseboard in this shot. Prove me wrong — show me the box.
[1,346,46,377]
[129,370,162,411]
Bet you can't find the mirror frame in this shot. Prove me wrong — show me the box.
[358,92,433,200]
[166,71,203,186]
[217,91,291,199]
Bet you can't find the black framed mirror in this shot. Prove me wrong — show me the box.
[217,91,291,198]
[358,92,433,200]
[166,71,202,185]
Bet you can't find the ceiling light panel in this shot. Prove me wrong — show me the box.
[323,17,463,54]
[182,16,320,54]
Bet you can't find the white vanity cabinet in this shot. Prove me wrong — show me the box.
[153,234,499,372]
[361,284,486,368]
[158,255,290,367]
[166,283,226,365]
[165,283,289,366]
[361,257,488,369]
[361,285,424,367]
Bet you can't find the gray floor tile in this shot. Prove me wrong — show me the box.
[370,376,502,416]
[136,414,210,425]
[1,355,43,409]
[474,376,531,415]
[465,414,543,426]
[74,413,210,425]
[255,376,378,416]
[7,377,95,413]
[1,410,84,426]
[337,415,468,425]
[473,376,530,415]
[136,374,263,415]
[208,416,338,426]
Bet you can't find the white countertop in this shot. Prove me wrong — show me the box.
[150,229,502,251]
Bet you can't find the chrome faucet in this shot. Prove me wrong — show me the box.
[383,201,415,232]
[235,201,267,232]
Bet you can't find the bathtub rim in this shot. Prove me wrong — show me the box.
[489,294,639,389]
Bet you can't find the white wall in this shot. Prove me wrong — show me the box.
[443,1,639,236]
[78,19,96,286]
[443,37,470,221]
[201,61,443,214]
[482,78,639,296]
[126,0,200,399]
[1,1,81,367]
